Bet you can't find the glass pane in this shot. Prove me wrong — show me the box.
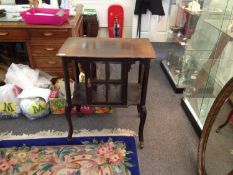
[108,84,122,103]
[109,63,122,80]
[95,62,106,80]
[183,55,233,127]
[183,59,214,127]
[91,84,106,103]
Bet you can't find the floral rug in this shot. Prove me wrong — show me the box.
[0,136,140,175]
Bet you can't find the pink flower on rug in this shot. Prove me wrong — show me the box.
[30,154,41,163]
[31,147,40,154]
[0,159,14,173]
[67,170,77,175]
[96,143,114,159]
[42,154,59,163]
[109,153,121,164]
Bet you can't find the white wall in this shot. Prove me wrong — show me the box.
[77,0,135,38]
[78,0,178,42]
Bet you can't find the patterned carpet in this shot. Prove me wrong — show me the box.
[0,136,140,175]
[0,43,199,175]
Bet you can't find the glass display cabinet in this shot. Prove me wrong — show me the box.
[181,0,233,134]
[161,0,203,93]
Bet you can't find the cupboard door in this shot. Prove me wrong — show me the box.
[85,61,127,105]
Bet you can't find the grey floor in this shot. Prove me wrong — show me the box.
[0,43,199,175]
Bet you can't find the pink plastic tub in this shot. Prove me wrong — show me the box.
[20,8,70,25]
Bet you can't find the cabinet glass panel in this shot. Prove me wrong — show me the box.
[88,61,125,104]
[184,54,233,126]
[183,59,215,125]
[91,84,106,103]
[108,84,122,103]
[95,62,106,80]
[109,63,122,80]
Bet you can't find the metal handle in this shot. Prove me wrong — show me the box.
[45,47,55,51]
[43,32,54,36]
[47,61,57,65]
[0,32,8,36]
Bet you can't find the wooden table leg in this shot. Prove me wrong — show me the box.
[72,60,81,112]
[138,60,150,149]
[62,58,73,141]
[139,106,147,149]
[137,62,143,115]
[65,106,73,140]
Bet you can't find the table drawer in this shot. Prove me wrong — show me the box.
[28,29,70,39]
[33,57,62,68]
[0,29,28,40]
[30,44,62,57]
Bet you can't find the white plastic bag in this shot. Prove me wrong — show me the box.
[5,63,52,89]
[36,70,53,89]
[0,84,21,119]
[5,63,39,89]
[18,87,51,120]
[18,87,51,103]
[20,97,50,120]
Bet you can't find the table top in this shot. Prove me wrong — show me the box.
[57,37,156,59]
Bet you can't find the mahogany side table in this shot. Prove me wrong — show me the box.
[57,37,155,148]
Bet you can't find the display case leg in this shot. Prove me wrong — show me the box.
[65,106,73,141]
[139,105,147,149]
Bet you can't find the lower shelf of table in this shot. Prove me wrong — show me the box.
[71,82,142,107]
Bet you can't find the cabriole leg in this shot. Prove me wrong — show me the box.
[138,105,147,149]
[65,106,73,141]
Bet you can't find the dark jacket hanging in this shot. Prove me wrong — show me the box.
[134,0,165,38]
